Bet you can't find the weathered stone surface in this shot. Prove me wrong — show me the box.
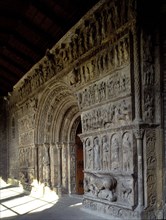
[2,0,165,219]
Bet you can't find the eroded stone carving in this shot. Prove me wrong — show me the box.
[82,98,131,132]
[111,134,120,170]
[77,66,131,110]
[42,144,51,186]
[145,129,157,209]
[19,169,34,190]
[84,172,117,202]
[93,136,101,170]
[102,135,109,170]
[122,132,132,172]
[142,32,155,123]
[85,138,93,170]
[19,146,34,168]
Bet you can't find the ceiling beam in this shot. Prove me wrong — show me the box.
[3,42,35,64]
[0,77,15,89]
[0,27,44,55]
[0,13,56,46]
[0,54,27,73]
[30,1,68,30]
[0,66,21,80]
[0,60,23,78]
[0,58,25,77]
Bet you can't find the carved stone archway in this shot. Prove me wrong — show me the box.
[35,80,81,195]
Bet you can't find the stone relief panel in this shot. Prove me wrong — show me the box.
[111,134,121,171]
[18,114,35,133]
[17,98,38,189]
[144,129,157,210]
[93,136,101,170]
[116,176,135,207]
[84,131,134,174]
[42,144,51,187]
[142,32,155,123]
[77,65,131,110]
[84,172,117,202]
[122,132,133,172]
[69,35,130,90]
[62,143,67,190]
[19,130,34,147]
[14,0,134,102]
[83,130,136,210]
[102,135,110,170]
[19,168,35,191]
[70,143,76,193]
[83,198,139,220]
[85,137,93,170]
[82,97,132,133]
[19,145,35,168]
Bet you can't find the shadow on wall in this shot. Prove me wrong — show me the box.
[0,98,8,182]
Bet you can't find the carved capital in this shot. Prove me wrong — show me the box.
[43,143,50,148]
[56,142,62,150]
[134,129,144,139]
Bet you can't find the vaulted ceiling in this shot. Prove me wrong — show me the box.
[0,0,99,96]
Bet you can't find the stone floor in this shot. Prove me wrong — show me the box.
[0,180,106,220]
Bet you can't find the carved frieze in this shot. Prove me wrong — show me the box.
[122,132,133,172]
[84,130,134,173]
[144,129,157,209]
[15,0,134,102]
[82,97,132,133]
[19,130,34,146]
[70,144,76,193]
[77,65,131,110]
[142,32,155,123]
[83,198,139,219]
[69,35,130,89]
[84,172,117,202]
[42,144,51,186]
[19,145,35,168]
[18,114,35,133]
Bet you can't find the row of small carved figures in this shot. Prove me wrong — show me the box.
[15,0,135,100]
[77,74,130,108]
[82,100,131,132]
[17,35,129,102]
[49,0,132,65]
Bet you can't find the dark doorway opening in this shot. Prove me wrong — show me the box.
[75,122,84,195]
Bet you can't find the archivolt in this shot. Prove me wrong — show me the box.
[35,80,80,144]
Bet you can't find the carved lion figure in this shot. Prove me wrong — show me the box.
[84,172,117,201]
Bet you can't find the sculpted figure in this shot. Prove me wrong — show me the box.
[122,132,132,171]
[111,135,120,170]
[86,138,93,170]
[93,137,100,170]
[43,145,50,186]
[102,135,109,170]
[84,172,117,201]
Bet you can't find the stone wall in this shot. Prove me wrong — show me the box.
[0,98,8,181]
[6,0,164,219]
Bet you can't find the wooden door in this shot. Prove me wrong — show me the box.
[76,135,84,194]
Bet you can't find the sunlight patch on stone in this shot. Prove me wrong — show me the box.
[0,209,17,218]
[30,203,55,213]
[69,202,82,207]
[0,190,20,200]
[2,195,35,208]
[12,199,49,215]
[0,177,9,188]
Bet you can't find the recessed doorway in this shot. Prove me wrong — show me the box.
[75,122,84,195]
